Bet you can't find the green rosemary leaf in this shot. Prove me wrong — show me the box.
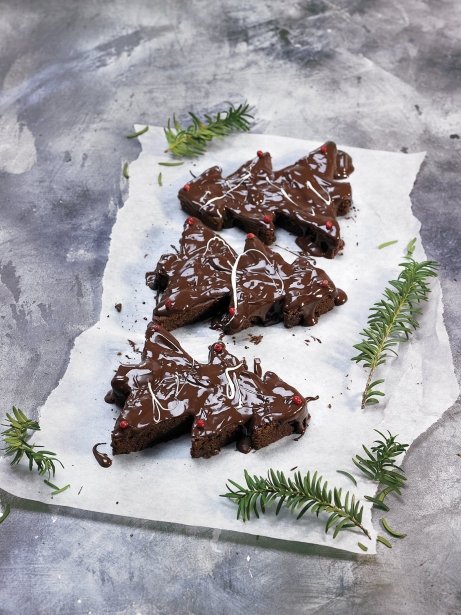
[222,468,371,540]
[377,535,392,548]
[336,470,358,486]
[352,243,438,407]
[157,172,163,187]
[158,161,184,167]
[164,102,253,158]
[122,162,129,179]
[0,503,11,524]
[126,126,149,139]
[50,484,70,496]
[364,495,390,511]
[357,541,368,552]
[406,237,416,257]
[44,479,60,490]
[378,240,398,249]
[381,517,407,538]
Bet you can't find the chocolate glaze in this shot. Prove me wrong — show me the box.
[106,325,315,458]
[92,443,113,468]
[146,221,236,330]
[146,220,347,333]
[178,142,354,259]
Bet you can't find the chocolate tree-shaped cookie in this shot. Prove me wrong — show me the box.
[106,323,316,458]
[146,219,347,333]
[222,232,347,333]
[178,141,353,258]
[146,218,237,330]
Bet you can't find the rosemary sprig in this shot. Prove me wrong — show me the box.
[353,430,408,497]
[1,407,63,477]
[222,469,370,540]
[352,245,438,407]
[164,102,253,158]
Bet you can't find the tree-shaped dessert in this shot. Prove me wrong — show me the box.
[147,219,347,333]
[178,142,354,258]
[106,324,317,458]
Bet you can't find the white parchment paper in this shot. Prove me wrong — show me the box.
[1,128,458,554]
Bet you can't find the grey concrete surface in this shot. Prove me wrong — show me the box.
[0,1,460,613]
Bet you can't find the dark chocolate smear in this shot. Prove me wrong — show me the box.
[92,443,113,468]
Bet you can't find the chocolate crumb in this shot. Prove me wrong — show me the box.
[248,334,263,345]
[127,339,141,354]
[115,303,122,312]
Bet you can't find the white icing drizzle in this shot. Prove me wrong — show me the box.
[229,248,285,319]
[147,381,168,423]
[174,374,180,398]
[305,180,331,205]
[266,178,298,208]
[200,172,251,208]
[267,177,330,206]
[203,235,230,256]
[155,332,184,354]
[225,363,243,408]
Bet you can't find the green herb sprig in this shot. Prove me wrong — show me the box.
[164,103,253,158]
[352,242,438,407]
[1,407,63,477]
[222,469,371,540]
[353,430,408,498]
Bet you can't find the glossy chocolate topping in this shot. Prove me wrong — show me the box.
[147,219,347,333]
[92,443,113,468]
[178,142,354,258]
[107,325,316,458]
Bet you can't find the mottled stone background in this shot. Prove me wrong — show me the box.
[0,1,460,613]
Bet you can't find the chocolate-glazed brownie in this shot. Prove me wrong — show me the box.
[178,142,354,258]
[106,324,317,458]
[147,219,347,333]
